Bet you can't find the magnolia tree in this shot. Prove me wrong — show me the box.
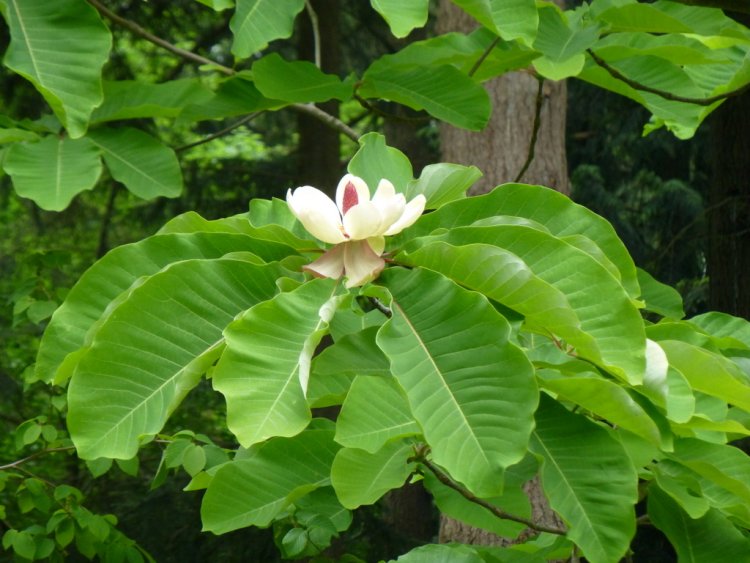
[3,0,750,562]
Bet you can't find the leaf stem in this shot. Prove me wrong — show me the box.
[514,77,545,183]
[305,0,322,69]
[175,112,261,153]
[586,49,750,106]
[413,448,567,536]
[468,36,500,78]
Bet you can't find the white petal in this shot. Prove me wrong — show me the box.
[372,179,396,201]
[343,201,384,240]
[335,174,370,214]
[372,192,406,236]
[343,240,385,288]
[304,244,345,280]
[366,236,385,256]
[287,186,346,244]
[384,194,426,235]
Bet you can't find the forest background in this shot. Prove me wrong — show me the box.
[1,0,750,561]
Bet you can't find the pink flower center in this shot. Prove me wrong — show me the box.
[342,181,358,215]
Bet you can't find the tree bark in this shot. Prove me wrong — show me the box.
[436,0,568,547]
[708,91,750,319]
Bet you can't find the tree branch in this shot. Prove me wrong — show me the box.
[514,77,545,183]
[0,446,76,472]
[587,49,750,106]
[87,0,360,144]
[413,449,567,536]
[175,112,261,152]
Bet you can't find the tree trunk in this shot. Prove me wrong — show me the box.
[297,0,342,194]
[708,91,750,319]
[436,0,568,546]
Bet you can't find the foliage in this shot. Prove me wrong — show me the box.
[2,0,750,561]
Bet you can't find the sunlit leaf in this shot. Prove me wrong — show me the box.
[370,0,429,38]
[253,53,353,103]
[230,0,305,58]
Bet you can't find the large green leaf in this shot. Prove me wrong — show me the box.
[201,425,339,534]
[688,312,750,349]
[0,0,111,137]
[66,259,283,459]
[252,53,353,103]
[659,340,750,412]
[3,135,101,211]
[637,267,685,319]
[359,60,490,131]
[313,326,390,380]
[532,395,638,563]
[450,0,539,44]
[377,268,538,497]
[648,485,750,562]
[348,132,413,194]
[405,224,646,383]
[212,278,342,447]
[36,231,294,383]
[405,183,639,298]
[331,440,415,509]
[404,163,481,210]
[91,79,213,123]
[533,6,600,80]
[179,74,285,122]
[370,0,429,38]
[335,375,420,453]
[88,127,183,200]
[229,0,305,58]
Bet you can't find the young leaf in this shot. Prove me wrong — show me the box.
[348,132,413,195]
[229,0,305,58]
[335,375,420,453]
[331,440,415,509]
[0,0,111,137]
[532,395,638,563]
[377,268,538,497]
[213,278,342,447]
[201,426,339,534]
[4,136,101,211]
[67,259,283,459]
[88,127,183,200]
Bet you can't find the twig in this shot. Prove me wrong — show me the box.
[368,297,392,318]
[514,77,545,183]
[0,446,76,471]
[305,0,322,69]
[87,0,360,144]
[468,36,501,78]
[175,112,261,152]
[88,0,235,76]
[415,450,567,536]
[587,49,750,106]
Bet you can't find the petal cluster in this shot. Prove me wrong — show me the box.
[287,174,426,287]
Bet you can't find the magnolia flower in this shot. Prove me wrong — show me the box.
[287,174,426,287]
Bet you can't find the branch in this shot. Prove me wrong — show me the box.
[587,49,750,106]
[0,446,76,472]
[514,77,545,183]
[87,0,360,144]
[175,112,261,152]
[414,449,567,536]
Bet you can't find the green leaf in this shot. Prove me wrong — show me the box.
[405,224,646,383]
[531,395,638,563]
[377,268,538,497]
[637,267,685,319]
[67,259,283,459]
[88,127,183,199]
[295,487,352,533]
[348,132,413,193]
[537,368,662,446]
[407,183,639,298]
[331,440,415,509]
[213,278,342,447]
[648,485,750,561]
[201,425,339,534]
[335,375,420,453]
[36,231,294,384]
[404,163,481,210]
[450,0,539,44]
[597,4,693,33]
[4,136,101,211]
[370,0,429,38]
[91,79,213,123]
[253,53,353,103]
[689,311,750,349]
[230,0,305,58]
[659,340,750,412]
[0,0,111,137]
[359,61,490,131]
[393,543,483,563]
[313,326,390,380]
[532,6,600,81]
[180,74,285,122]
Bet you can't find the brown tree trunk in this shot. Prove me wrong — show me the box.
[708,91,750,319]
[436,0,567,547]
[297,0,342,194]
